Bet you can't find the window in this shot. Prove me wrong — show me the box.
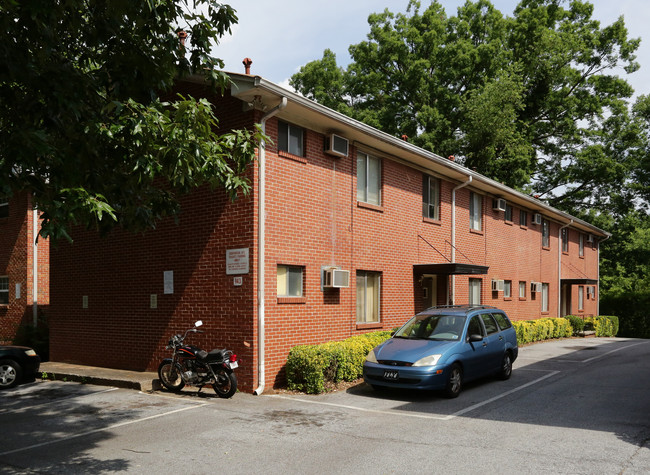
[469,278,482,305]
[469,192,482,231]
[480,314,499,334]
[541,283,549,312]
[467,316,484,338]
[277,265,303,297]
[357,152,381,206]
[504,280,512,298]
[562,228,569,253]
[278,121,304,157]
[505,204,513,222]
[520,210,528,227]
[519,281,526,299]
[579,234,584,257]
[492,313,512,330]
[422,175,440,220]
[0,276,8,304]
[578,286,584,311]
[356,271,380,323]
[542,219,550,248]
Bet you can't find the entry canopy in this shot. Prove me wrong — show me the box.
[414,263,489,275]
[561,278,598,285]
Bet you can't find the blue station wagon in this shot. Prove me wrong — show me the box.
[363,305,518,398]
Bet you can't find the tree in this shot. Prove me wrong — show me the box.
[0,0,262,241]
[290,0,641,211]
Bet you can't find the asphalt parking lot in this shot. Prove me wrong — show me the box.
[1,337,649,474]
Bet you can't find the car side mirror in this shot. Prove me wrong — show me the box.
[469,334,483,342]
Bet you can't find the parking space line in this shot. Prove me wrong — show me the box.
[580,341,648,363]
[0,403,207,457]
[268,370,560,421]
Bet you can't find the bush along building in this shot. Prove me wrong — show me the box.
[0,192,50,345]
[48,69,608,393]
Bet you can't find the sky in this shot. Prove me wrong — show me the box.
[215,0,650,97]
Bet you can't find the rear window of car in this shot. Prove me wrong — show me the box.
[492,313,512,330]
[480,314,499,334]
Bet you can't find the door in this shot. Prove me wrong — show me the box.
[561,285,572,317]
[422,275,438,309]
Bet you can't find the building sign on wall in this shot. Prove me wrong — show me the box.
[226,248,249,275]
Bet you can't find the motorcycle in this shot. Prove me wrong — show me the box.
[157,320,239,398]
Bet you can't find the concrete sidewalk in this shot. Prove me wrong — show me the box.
[40,361,161,392]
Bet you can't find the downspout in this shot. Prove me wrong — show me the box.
[558,219,573,318]
[254,97,287,396]
[32,204,38,327]
[451,176,472,304]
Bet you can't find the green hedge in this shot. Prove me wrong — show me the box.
[584,315,619,337]
[286,331,392,394]
[511,317,573,346]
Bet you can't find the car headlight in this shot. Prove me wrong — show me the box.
[366,350,378,363]
[412,354,442,367]
[24,349,37,357]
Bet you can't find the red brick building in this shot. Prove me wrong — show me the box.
[48,72,608,393]
[0,192,50,344]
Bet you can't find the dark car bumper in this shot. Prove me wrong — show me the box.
[23,355,41,377]
[363,362,451,390]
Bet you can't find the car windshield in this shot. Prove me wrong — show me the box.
[394,314,466,341]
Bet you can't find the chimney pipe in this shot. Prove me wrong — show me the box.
[243,57,253,75]
[448,155,455,161]
[177,30,188,47]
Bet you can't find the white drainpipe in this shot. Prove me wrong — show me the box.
[33,203,38,326]
[450,176,472,304]
[558,219,573,317]
[254,97,287,396]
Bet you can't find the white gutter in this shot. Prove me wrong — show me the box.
[32,204,38,326]
[253,97,287,396]
[451,176,472,304]
[558,219,573,317]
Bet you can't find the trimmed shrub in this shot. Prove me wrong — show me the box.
[512,317,572,346]
[584,316,618,337]
[286,331,392,394]
[565,315,585,335]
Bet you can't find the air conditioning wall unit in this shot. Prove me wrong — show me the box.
[322,267,350,289]
[324,133,349,158]
[532,213,543,225]
[491,279,505,292]
[492,198,507,212]
[587,234,594,243]
[531,282,543,293]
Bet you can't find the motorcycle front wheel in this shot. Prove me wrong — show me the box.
[212,368,237,398]
[158,360,185,392]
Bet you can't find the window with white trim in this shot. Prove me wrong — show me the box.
[504,280,512,298]
[541,283,549,312]
[356,271,380,323]
[0,276,8,304]
[357,152,381,206]
[469,192,482,231]
[578,286,584,311]
[278,121,304,157]
[422,175,440,220]
[579,234,584,257]
[562,228,569,253]
[542,219,550,248]
[469,278,482,305]
[505,204,513,222]
[277,265,303,297]
[519,281,526,299]
[520,210,528,227]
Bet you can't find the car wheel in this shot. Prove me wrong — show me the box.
[0,359,23,389]
[444,363,462,399]
[498,352,513,380]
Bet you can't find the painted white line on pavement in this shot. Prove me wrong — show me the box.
[0,403,206,457]
[580,341,648,363]
[268,369,560,421]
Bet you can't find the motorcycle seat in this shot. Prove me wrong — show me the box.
[198,349,226,363]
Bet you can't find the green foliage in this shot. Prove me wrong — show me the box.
[286,331,392,394]
[584,316,619,337]
[601,292,650,338]
[565,315,586,335]
[291,0,641,210]
[0,1,263,241]
[512,317,573,346]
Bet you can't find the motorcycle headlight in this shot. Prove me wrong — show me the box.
[365,350,378,364]
[412,354,442,367]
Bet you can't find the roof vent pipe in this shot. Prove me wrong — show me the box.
[243,57,253,75]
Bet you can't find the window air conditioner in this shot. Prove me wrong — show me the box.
[492,198,507,212]
[531,282,543,293]
[323,268,350,288]
[491,279,505,292]
[324,134,349,158]
[532,213,543,225]
[586,234,594,243]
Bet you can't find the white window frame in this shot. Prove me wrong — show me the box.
[277,265,303,298]
[578,286,584,311]
[504,280,512,298]
[469,192,482,231]
[278,120,304,157]
[541,283,549,312]
[0,276,8,305]
[519,281,526,299]
[505,204,513,222]
[562,228,569,253]
[520,210,528,227]
[469,278,482,305]
[357,152,381,206]
[422,175,440,220]
[356,271,381,323]
[579,234,584,257]
[542,219,550,248]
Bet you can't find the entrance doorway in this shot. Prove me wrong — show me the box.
[561,284,572,317]
[422,275,438,309]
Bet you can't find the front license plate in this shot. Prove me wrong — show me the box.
[383,370,399,381]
